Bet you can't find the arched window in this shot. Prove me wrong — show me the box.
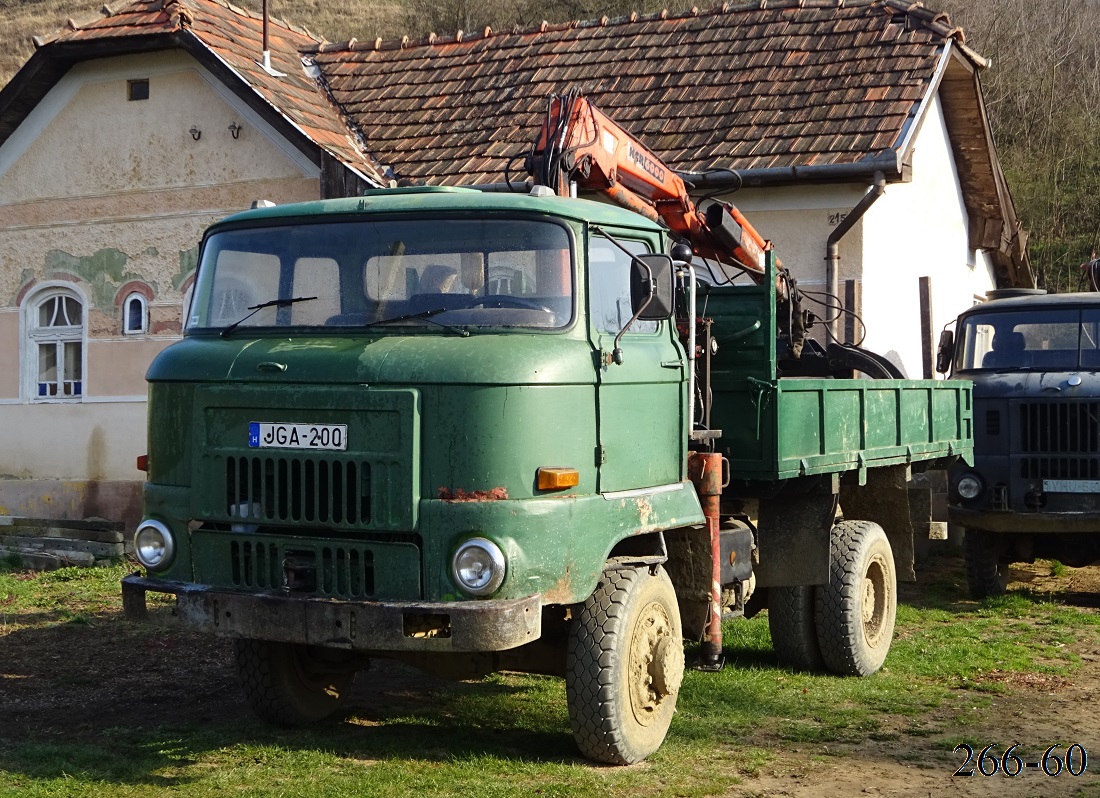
[26,288,85,400]
[123,292,148,335]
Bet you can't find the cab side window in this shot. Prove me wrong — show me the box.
[589,238,657,335]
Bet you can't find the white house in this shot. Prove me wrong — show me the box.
[0,0,1029,528]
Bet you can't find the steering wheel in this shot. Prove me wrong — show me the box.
[467,295,553,313]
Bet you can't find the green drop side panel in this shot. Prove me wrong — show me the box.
[703,254,973,481]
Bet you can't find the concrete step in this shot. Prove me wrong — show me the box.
[0,535,123,560]
[0,545,97,570]
[0,517,125,544]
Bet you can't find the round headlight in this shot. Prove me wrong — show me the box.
[451,538,506,596]
[134,520,175,570]
[956,474,983,500]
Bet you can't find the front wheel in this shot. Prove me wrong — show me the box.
[815,520,896,677]
[234,639,357,726]
[566,565,684,765]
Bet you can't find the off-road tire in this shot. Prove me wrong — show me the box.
[815,520,896,677]
[234,639,355,726]
[768,585,825,672]
[964,528,1007,599]
[566,565,684,765]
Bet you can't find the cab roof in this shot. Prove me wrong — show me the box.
[964,291,1100,315]
[213,186,665,233]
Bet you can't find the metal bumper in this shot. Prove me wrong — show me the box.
[121,574,541,652]
[949,507,1100,535]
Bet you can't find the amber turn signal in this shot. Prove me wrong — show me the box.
[136,454,149,472]
[537,466,579,490]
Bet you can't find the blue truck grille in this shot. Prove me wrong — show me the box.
[1018,401,1100,479]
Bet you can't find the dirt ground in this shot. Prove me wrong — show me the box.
[3,556,1100,797]
[725,559,1100,798]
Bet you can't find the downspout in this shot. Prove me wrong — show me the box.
[826,171,885,342]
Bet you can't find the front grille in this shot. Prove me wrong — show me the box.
[226,455,371,526]
[230,538,376,597]
[1020,457,1100,480]
[1019,402,1100,454]
[1018,401,1100,480]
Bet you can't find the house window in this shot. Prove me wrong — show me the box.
[123,292,148,334]
[28,289,84,400]
[128,79,149,101]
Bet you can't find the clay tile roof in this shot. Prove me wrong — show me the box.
[43,0,388,184]
[310,0,975,185]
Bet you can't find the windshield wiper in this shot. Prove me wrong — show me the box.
[220,296,317,337]
[363,307,471,337]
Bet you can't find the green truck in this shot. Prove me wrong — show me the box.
[122,185,972,763]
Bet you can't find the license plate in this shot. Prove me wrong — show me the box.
[1043,479,1100,494]
[248,422,347,451]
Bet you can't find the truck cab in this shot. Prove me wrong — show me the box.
[940,290,1100,597]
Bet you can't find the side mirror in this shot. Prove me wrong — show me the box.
[630,254,675,320]
[935,329,954,374]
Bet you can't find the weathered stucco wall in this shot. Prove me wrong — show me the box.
[0,49,321,522]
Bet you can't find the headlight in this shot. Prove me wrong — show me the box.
[451,538,506,596]
[956,474,983,500]
[134,519,175,569]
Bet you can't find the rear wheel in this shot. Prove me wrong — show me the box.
[815,520,896,677]
[768,585,825,672]
[234,639,357,726]
[566,565,684,765]
[964,528,1007,599]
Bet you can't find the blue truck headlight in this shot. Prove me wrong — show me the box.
[452,538,506,596]
[134,520,175,570]
[956,474,983,500]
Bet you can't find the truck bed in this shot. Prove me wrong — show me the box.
[702,276,973,483]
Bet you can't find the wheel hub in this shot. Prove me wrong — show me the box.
[861,555,888,646]
[628,600,683,727]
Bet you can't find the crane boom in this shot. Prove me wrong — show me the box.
[525,91,771,280]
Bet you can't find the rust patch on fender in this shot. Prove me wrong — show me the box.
[437,487,509,502]
[542,567,573,604]
[636,496,655,526]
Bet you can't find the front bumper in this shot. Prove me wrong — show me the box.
[122,574,541,652]
[949,506,1100,534]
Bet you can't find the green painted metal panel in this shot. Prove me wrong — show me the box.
[422,383,597,500]
[417,485,705,604]
[190,528,421,600]
[190,385,420,532]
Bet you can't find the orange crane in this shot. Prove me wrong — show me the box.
[524,90,905,381]
[525,89,774,281]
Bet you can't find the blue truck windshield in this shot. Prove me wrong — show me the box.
[187,218,574,331]
[955,308,1100,371]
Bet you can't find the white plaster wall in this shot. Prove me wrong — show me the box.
[0,401,147,481]
[706,95,997,379]
[715,183,868,291]
[0,49,322,487]
[860,94,998,377]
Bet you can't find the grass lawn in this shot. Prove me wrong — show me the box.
[2,555,1099,797]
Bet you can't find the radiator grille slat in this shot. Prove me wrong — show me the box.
[230,539,375,596]
[225,455,371,527]
[1019,401,1100,479]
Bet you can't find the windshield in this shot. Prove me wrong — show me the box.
[955,307,1100,371]
[187,217,574,332]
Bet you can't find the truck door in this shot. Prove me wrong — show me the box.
[588,235,686,493]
